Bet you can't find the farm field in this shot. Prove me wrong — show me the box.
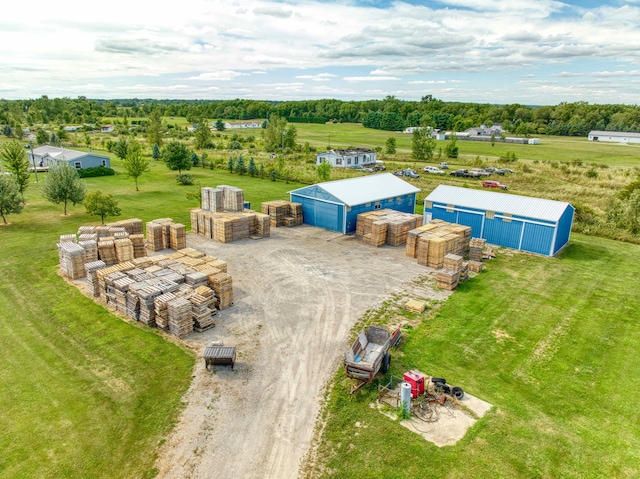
[307,234,640,478]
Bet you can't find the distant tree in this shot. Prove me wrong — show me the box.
[626,190,640,235]
[147,109,163,147]
[2,125,12,137]
[162,140,191,174]
[152,143,161,159]
[0,141,30,203]
[41,161,86,215]
[123,141,150,191]
[264,116,294,152]
[247,157,258,177]
[194,122,212,149]
[201,152,208,168]
[269,169,278,181]
[0,172,23,224]
[50,132,60,146]
[227,156,234,173]
[84,190,121,225]
[385,137,396,154]
[412,128,435,162]
[191,152,199,166]
[235,155,246,175]
[445,134,459,159]
[113,137,129,160]
[36,129,48,145]
[215,119,226,131]
[259,163,265,179]
[317,160,331,181]
[84,133,91,148]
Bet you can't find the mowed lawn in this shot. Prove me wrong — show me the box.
[0,158,301,479]
[313,234,640,478]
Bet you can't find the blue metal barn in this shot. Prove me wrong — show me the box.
[290,173,420,234]
[424,185,574,256]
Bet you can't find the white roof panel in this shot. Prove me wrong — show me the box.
[299,173,420,207]
[32,146,88,161]
[426,185,571,222]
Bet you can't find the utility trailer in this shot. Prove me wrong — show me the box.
[344,325,402,394]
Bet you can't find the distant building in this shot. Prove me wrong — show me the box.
[101,124,115,133]
[28,146,110,170]
[63,125,83,132]
[315,148,377,168]
[221,120,262,129]
[588,130,640,144]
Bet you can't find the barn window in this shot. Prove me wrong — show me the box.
[486,210,495,219]
[355,158,359,164]
[102,160,106,166]
[74,162,82,169]
[503,213,512,223]
[425,201,432,209]
[336,158,342,165]
[374,202,381,210]
[446,204,454,213]
[347,158,351,165]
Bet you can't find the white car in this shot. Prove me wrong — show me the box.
[423,166,446,175]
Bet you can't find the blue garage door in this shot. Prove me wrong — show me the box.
[315,201,343,232]
[521,222,554,255]
[457,211,483,238]
[484,217,523,249]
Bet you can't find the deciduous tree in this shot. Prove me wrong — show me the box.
[162,141,191,174]
[0,141,30,203]
[215,119,226,131]
[41,161,86,215]
[411,128,435,162]
[0,172,23,224]
[123,141,150,191]
[147,109,164,147]
[113,137,129,160]
[385,137,396,154]
[445,134,459,159]
[84,190,121,225]
[317,160,331,181]
[194,122,212,149]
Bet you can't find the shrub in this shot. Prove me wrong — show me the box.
[586,168,598,179]
[228,140,242,150]
[550,161,559,169]
[78,166,116,178]
[176,174,194,185]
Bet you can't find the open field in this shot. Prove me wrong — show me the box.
[307,234,640,478]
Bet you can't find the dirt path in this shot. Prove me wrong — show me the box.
[154,226,432,479]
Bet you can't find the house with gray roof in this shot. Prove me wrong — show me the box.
[28,146,111,170]
[315,148,377,168]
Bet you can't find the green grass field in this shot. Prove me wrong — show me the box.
[310,235,640,478]
[0,155,302,478]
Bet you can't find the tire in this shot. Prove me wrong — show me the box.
[431,377,446,384]
[440,384,451,394]
[381,353,391,374]
[451,386,465,400]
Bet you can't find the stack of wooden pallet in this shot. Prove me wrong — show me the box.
[190,286,216,332]
[436,269,460,291]
[209,272,233,310]
[201,187,225,212]
[154,292,177,330]
[112,276,135,314]
[77,226,96,239]
[97,239,116,265]
[135,285,161,326]
[467,260,484,273]
[255,213,271,237]
[206,258,227,273]
[406,220,472,269]
[129,234,146,258]
[107,218,143,235]
[60,233,77,243]
[79,240,98,263]
[145,222,165,251]
[84,260,106,297]
[443,253,463,271]
[356,210,421,247]
[185,271,208,289]
[104,271,128,304]
[262,200,303,227]
[169,223,187,250]
[58,242,86,279]
[167,297,193,338]
[114,238,134,263]
[78,232,98,242]
[469,238,486,261]
[459,261,470,282]
[221,186,245,212]
[126,291,140,319]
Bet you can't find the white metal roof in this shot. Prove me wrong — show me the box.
[589,130,640,139]
[425,185,572,222]
[299,173,420,207]
[32,146,88,160]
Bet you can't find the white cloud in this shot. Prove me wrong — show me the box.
[295,73,337,81]
[186,71,247,81]
[344,76,401,82]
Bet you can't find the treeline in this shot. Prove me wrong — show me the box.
[2,95,640,137]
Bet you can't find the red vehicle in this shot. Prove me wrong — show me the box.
[482,180,508,190]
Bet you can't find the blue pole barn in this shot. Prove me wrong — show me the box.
[424,185,574,256]
[290,173,420,234]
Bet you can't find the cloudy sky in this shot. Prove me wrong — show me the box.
[2,0,639,104]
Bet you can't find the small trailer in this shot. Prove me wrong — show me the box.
[344,325,402,394]
[203,346,236,371]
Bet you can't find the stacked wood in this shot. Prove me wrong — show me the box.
[407,220,472,269]
[190,208,202,233]
[262,200,303,227]
[168,223,187,250]
[467,260,484,273]
[436,269,460,291]
[189,291,216,332]
[220,186,244,212]
[154,292,177,330]
[459,262,470,282]
[114,238,134,263]
[126,292,140,320]
[146,222,165,251]
[60,234,77,243]
[113,231,129,240]
[97,239,116,265]
[405,299,426,313]
[77,225,96,237]
[469,238,486,261]
[137,286,162,326]
[95,226,111,240]
[128,234,146,258]
[178,247,204,258]
[206,259,227,273]
[356,210,419,247]
[58,242,86,279]
[107,218,143,235]
[255,213,271,237]
[84,260,106,297]
[78,233,98,242]
[79,240,98,263]
[109,226,127,238]
[443,253,464,272]
[201,187,225,212]
[131,256,153,269]
[104,271,128,304]
[185,271,208,289]
[167,297,193,338]
[209,272,233,310]
[112,276,135,314]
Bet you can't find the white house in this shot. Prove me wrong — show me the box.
[315,148,377,168]
[221,120,262,129]
[101,124,115,133]
[64,125,83,132]
[588,130,640,144]
[28,146,111,170]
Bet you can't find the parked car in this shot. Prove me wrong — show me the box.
[403,168,420,179]
[362,167,375,173]
[439,162,449,169]
[485,167,499,173]
[482,180,508,190]
[469,168,492,178]
[450,169,468,177]
[423,166,446,175]
[499,168,515,174]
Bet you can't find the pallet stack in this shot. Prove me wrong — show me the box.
[79,240,98,263]
[261,200,303,227]
[107,218,143,235]
[114,238,134,263]
[443,253,463,272]
[209,272,233,310]
[60,234,77,243]
[185,271,208,289]
[221,186,245,212]
[167,297,193,338]
[406,220,472,270]
[467,260,484,273]
[145,222,165,251]
[436,269,460,291]
[356,210,421,247]
[112,276,135,314]
[169,223,187,250]
[84,260,106,297]
[190,286,216,332]
[58,242,87,279]
[201,187,225,212]
[98,239,117,265]
[154,292,177,330]
[137,285,162,326]
[469,238,486,262]
[459,262,470,282]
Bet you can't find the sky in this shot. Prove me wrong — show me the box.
[1,0,640,105]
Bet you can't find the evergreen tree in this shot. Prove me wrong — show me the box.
[36,129,48,144]
[227,156,234,173]
[41,162,86,215]
[412,128,435,162]
[385,137,396,154]
[235,155,246,175]
[259,163,265,179]
[215,119,226,131]
[50,132,60,146]
[113,137,129,160]
[247,157,258,177]
[191,152,199,166]
[2,125,12,137]
[147,109,163,147]
[152,143,161,159]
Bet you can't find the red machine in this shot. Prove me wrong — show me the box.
[403,370,426,398]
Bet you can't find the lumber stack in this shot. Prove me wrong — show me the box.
[129,234,146,258]
[79,240,98,263]
[107,218,143,235]
[167,297,193,338]
[262,200,303,227]
[58,242,86,279]
[169,223,187,250]
[405,220,472,270]
[112,276,135,314]
[469,238,486,262]
[201,187,224,212]
[255,213,271,237]
[114,238,134,263]
[221,186,245,212]
[436,269,460,290]
[154,292,177,330]
[467,260,484,273]
[185,271,208,289]
[356,210,420,247]
[209,272,233,310]
[145,222,165,252]
[97,239,116,265]
[443,253,463,272]
[136,285,162,326]
[84,260,106,297]
[190,286,216,331]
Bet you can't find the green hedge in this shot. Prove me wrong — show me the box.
[78,166,116,178]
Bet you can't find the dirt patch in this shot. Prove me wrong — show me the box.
[153,226,440,479]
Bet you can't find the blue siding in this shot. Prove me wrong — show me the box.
[521,222,555,255]
[431,204,457,223]
[484,217,523,249]
[289,185,341,203]
[457,211,483,238]
[553,205,574,254]
[292,194,343,232]
[292,194,317,226]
